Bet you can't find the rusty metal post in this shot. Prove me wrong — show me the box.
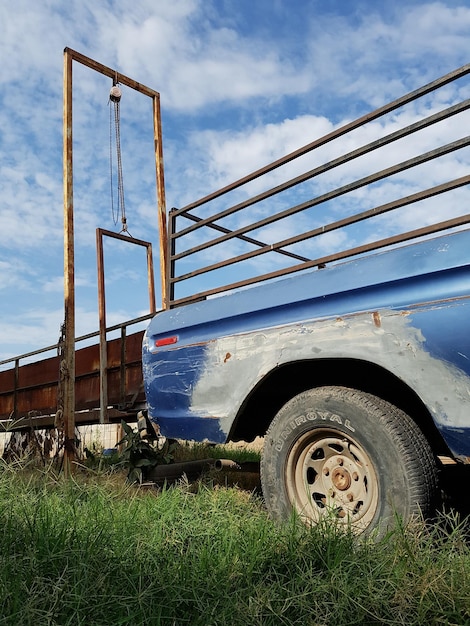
[152,94,169,309]
[63,47,167,311]
[63,48,76,475]
[96,228,156,419]
[120,326,126,408]
[146,242,157,314]
[168,209,177,306]
[60,48,166,453]
[96,229,108,424]
[13,358,19,420]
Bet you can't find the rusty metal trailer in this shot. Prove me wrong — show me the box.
[0,315,150,430]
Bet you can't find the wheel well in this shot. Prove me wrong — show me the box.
[228,358,449,456]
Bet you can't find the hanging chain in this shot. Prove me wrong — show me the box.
[109,83,130,234]
[109,95,117,225]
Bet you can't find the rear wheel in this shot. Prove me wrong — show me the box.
[261,386,438,534]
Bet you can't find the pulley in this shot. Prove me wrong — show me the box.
[109,85,122,103]
[109,81,131,235]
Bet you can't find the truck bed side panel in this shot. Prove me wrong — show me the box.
[143,230,470,454]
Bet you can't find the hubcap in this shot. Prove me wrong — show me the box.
[285,430,379,531]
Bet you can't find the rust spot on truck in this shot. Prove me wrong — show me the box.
[373,312,381,327]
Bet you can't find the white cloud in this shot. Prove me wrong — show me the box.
[93,2,312,111]
[304,2,470,108]
[0,260,29,290]
[1,0,470,357]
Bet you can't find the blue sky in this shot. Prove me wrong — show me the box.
[0,0,470,362]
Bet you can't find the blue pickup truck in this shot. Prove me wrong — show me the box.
[142,64,470,534]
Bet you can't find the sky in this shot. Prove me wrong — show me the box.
[1,0,470,364]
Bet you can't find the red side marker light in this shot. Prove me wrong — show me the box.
[155,336,178,348]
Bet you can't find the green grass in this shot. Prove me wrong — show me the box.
[172,440,262,464]
[0,465,469,626]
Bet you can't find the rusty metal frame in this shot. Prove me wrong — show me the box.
[62,47,167,472]
[0,313,155,431]
[0,313,154,374]
[96,228,156,424]
[173,64,470,218]
[168,63,470,307]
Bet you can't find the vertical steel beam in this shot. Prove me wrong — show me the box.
[146,241,157,314]
[96,228,156,418]
[96,229,108,424]
[120,326,126,408]
[13,358,19,420]
[153,94,169,309]
[60,48,166,466]
[63,48,76,475]
[168,210,177,306]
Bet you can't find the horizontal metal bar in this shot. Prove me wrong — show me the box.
[0,407,136,431]
[97,228,155,249]
[171,135,470,263]
[64,47,160,98]
[172,99,470,241]
[171,175,470,284]
[0,312,157,368]
[175,211,310,263]
[173,63,470,217]
[170,219,470,307]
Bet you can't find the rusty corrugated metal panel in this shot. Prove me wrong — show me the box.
[0,330,146,425]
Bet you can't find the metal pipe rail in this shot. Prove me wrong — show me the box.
[169,63,470,307]
[0,314,155,429]
[0,313,154,369]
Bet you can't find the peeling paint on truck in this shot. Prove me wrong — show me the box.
[143,229,470,459]
[191,307,470,438]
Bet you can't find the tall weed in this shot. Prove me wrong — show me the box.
[0,469,469,625]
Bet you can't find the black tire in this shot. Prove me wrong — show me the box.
[261,386,438,534]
